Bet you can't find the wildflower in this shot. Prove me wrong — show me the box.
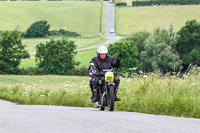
[127,79,131,82]
[183,75,188,79]
[129,67,137,71]
[64,84,72,87]
[48,91,54,96]
[82,80,87,83]
[139,71,143,74]
[133,67,137,70]
[10,91,14,94]
[84,85,88,87]
[143,75,148,79]
[191,83,196,86]
[22,92,30,97]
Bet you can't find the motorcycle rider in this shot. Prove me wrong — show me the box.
[88,46,122,102]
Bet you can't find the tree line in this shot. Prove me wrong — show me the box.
[115,0,200,7]
[0,20,199,75]
[108,20,200,74]
[21,20,81,38]
[0,31,84,75]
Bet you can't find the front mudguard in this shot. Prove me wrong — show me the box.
[106,83,115,100]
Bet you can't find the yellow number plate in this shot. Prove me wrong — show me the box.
[105,72,114,82]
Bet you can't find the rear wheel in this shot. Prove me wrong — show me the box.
[108,85,115,111]
[100,106,105,111]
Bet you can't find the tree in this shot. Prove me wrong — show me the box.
[35,38,79,75]
[126,31,150,56]
[108,40,139,73]
[25,20,50,38]
[140,28,182,73]
[0,31,29,74]
[174,20,200,69]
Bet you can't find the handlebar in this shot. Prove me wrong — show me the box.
[92,71,124,77]
[89,63,124,77]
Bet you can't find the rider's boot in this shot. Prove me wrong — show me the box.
[114,88,121,101]
[91,93,94,100]
[115,95,121,101]
[91,88,98,102]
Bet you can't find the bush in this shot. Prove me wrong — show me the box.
[174,20,200,69]
[116,2,127,7]
[25,20,50,38]
[140,28,182,73]
[108,40,139,73]
[71,66,88,76]
[19,67,46,75]
[0,31,30,74]
[49,29,81,37]
[35,38,79,75]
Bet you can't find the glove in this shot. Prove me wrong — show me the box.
[117,54,122,61]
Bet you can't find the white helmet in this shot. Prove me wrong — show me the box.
[96,46,108,56]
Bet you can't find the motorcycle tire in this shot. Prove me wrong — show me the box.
[100,94,105,111]
[108,85,115,111]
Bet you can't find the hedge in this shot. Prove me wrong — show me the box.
[116,2,127,7]
[132,0,200,6]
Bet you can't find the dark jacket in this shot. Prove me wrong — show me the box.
[88,55,120,76]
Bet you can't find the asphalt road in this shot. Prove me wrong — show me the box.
[1,99,200,133]
[78,2,122,51]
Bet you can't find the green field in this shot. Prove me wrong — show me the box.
[0,1,101,36]
[0,1,106,68]
[76,48,96,67]
[20,59,36,68]
[0,68,199,118]
[116,5,200,35]
[22,37,106,57]
[19,48,97,68]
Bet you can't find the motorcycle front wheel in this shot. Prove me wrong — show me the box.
[108,85,115,111]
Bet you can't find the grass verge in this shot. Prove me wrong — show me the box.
[0,68,200,118]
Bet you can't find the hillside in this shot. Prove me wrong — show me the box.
[0,1,101,36]
[116,5,200,35]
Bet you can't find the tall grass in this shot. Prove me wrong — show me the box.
[0,67,199,118]
[0,76,93,107]
[117,67,200,118]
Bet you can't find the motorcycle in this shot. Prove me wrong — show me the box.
[89,63,121,111]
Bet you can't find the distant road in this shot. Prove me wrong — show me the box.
[78,2,122,51]
[1,99,200,133]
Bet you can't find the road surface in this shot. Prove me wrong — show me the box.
[77,2,122,51]
[1,99,200,133]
